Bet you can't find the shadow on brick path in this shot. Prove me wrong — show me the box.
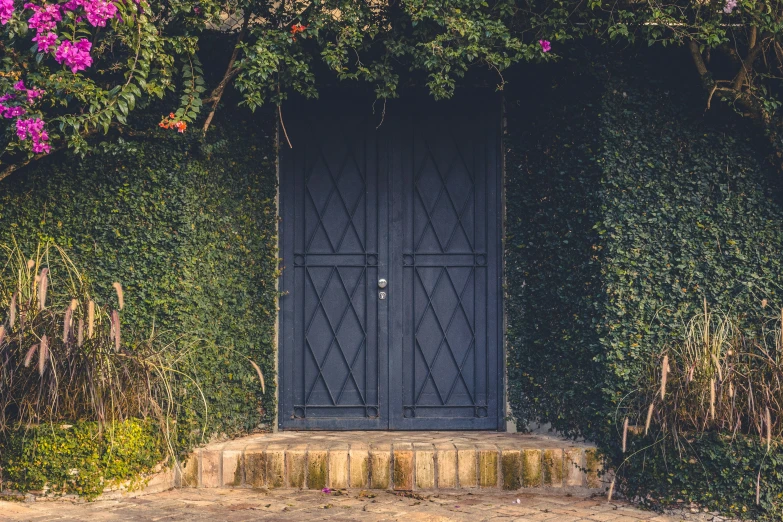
[0,489,691,521]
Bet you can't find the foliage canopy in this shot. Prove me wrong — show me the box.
[3,0,782,178]
[0,0,557,178]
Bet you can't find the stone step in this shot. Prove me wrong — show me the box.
[175,432,605,492]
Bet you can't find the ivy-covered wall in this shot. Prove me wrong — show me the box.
[506,51,783,438]
[505,52,783,517]
[0,111,278,446]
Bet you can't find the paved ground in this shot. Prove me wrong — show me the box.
[0,488,698,521]
[213,431,593,448]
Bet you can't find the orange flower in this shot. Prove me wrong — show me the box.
[160,113,187,133]
[290,23,307,40]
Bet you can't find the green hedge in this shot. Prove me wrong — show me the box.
[623,433,783,520]
[505,59,606,438]
[0,111,278,448]
[505,52,783,517]
[0,419,163,500]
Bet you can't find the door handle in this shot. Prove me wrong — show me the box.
[378,278,388,289]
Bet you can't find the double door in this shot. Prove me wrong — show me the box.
[279,95,502,429]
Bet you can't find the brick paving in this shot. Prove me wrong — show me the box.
[0,488,691,521]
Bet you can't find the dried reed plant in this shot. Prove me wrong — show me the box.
[0,240,206,448]
[624,298,781,450]
[612,299,782,504]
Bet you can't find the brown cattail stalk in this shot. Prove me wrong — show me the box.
[111,310,121,351]
[711,354,723,382]
[661,355,669,400]
[70,298,78,311]
[250,360,266,394]
[38,268,49,310]
[757,470,762,505]
[63,306,73,343]
[113,282,124,311]
[704,297,709,352]
[24,344,38,367]
[729,381,735,398]
[778,308,783,351]
[779,308,783,352]
[710,378,716,421]
[607,476,616,501]
[77,319,84,348]
[9,292,16,328]
[26,259,34,270]
[622,417,629,452]
[87,300,95,339]
[766,407,772,451]
[39,335,48,376]
[0,325,5,347]
[645,403,655,435]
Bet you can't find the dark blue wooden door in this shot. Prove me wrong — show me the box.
[279,95,500,430]
[389,98,501,429]
[279,98,388,429]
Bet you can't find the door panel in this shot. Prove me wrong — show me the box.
[391,99,500,429]
[279,95,500,430]
[279,99,387,429]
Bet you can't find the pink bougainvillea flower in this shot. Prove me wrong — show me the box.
[32,137,51,153]
[83,0,117,26]
[26,87,45,102]
[63,0,117,26]
[55,38,93,73]
[1,105,26,118]
[15,117,50,153]
[724,0,737,13]
[25,2,62,33]
[8,81,43,104]
[321,487,331,494]
[15,118,30,139]
[0,94,24,118]
[539,39,551,53]
[32,30,58,52]
[0,0,14,25]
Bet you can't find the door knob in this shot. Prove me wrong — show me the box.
[378,278,388,289]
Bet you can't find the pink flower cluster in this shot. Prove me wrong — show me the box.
[24,2,61,52]
[724,0,737,14]
[64,0,117,27]
[32,29,57,52]
[0,93,27,118]
[0,0,13,25]
[24,2,61,32]
[22,0,120,70]
[1,81,48,152]
[55,38,92,73]
[14,80,45,102]
[5,0,126,157]
[15,117,50,153]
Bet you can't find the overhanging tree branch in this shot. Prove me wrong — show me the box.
[202,10,252,133]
